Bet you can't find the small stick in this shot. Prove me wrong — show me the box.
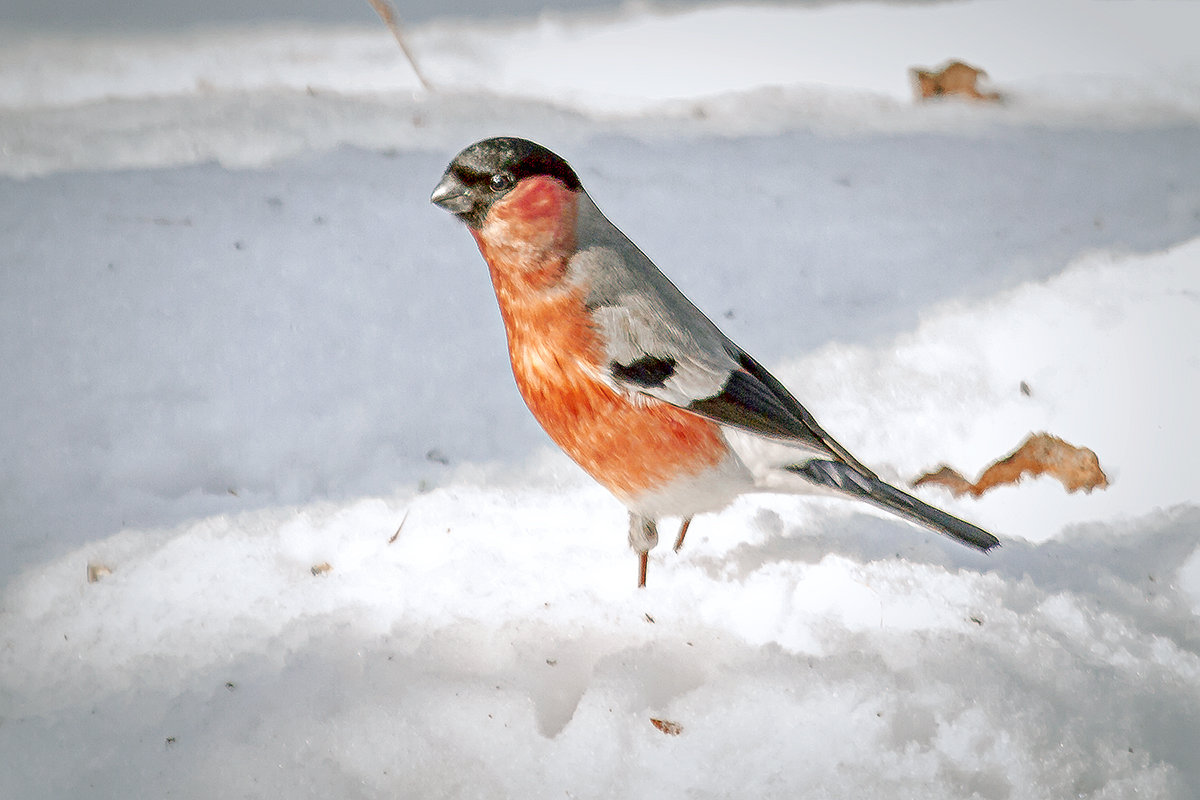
[366,0,433,92]
[388,510,410,544]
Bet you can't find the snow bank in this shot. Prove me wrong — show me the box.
[423,0,1200,112]
[2,233,1198,797]
[4,0,1200,177]
[2,0,1199,795]
[5,127,1198,586]
[780,238,1200,543]
[6,0,1199,110]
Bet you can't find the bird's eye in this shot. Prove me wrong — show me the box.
[489,173,514,192]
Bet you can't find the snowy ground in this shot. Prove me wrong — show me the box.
[2,1,1200,797]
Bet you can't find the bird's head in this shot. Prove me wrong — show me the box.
[430,137,581,230]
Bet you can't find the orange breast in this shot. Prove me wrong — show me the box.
[500,285,729,499]
[470,175,730,499]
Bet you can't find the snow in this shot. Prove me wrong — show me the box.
[2,0,1200,796]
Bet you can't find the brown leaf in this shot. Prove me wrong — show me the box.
[310,562,332,576]
[911,465,975,497]
[910,60,1002,102]
[650,718,683,736]
[913,432,1109,498]
[973,433,1108,495]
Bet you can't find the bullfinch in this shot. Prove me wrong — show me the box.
[430,136,999,587]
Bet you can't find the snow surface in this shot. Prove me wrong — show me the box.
[3,0,1200,797]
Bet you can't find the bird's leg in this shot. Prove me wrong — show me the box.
[628,513,658,588]
[672,516,693,552]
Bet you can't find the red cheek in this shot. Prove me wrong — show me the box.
[484,177,577,251]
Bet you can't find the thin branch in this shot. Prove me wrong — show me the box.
[388,510,411,545]
[366,0,433,92]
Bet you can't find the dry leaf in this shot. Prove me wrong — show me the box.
[974,432,1108,495]
[310,562,332,576]
[914,432,1109,498]
[650,718,683,736]
[910,60,1001,102]
[911,466,975,496]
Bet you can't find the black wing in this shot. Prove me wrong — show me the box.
[686,347,879,479]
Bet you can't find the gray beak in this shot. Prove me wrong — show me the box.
[430,173,475,214]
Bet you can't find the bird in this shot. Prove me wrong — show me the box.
[430,136,999,587]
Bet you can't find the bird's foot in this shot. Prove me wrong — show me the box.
[629,513,659,588]
[672,516,693,552]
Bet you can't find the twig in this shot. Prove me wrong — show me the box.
[388,510,411,544]
[365,0,433,92]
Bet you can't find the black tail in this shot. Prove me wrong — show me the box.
[787,459,1000,552]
